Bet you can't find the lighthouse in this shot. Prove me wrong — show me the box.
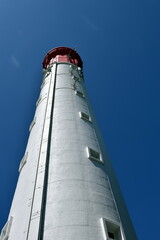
[0,47,137,240]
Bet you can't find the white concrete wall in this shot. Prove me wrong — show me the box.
[43,63,123,240]
[6,62,137,240]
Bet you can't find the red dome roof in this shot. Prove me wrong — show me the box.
[42,47,83,69]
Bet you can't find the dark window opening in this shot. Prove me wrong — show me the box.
[90,148,100,159]
[108,232,115,239]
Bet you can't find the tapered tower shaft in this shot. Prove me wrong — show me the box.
[1,47,137,240]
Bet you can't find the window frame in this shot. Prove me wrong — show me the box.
[79,112,92,122]
[75,90,85,98]
[29,117,36,132]
[86,147,103,164]
[36,96,42,107]
[18,152,28,172]
[100,217,125,240]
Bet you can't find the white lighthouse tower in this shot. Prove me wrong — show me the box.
[0,47,137,240]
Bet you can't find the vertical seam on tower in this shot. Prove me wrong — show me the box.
[38,63,58,240]
[25,65,55,240]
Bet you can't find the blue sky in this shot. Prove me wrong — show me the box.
[0,0,160,239]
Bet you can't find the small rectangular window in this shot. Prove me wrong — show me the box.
[101,218,125,240]
[0,216,13,240]
[79,112,91,122]
[29,117,36,132]
[19,152,28,172]
[36,96,42,106]
[86,147,103,164]
[75,90,85,98]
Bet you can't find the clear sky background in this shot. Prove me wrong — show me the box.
[0,0,160,239]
